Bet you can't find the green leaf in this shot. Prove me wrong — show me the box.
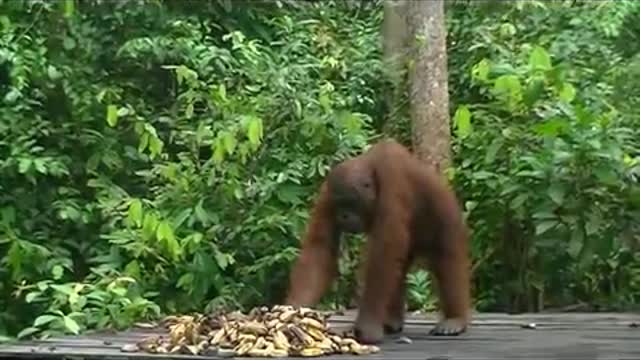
[453,105,472,138]
[523,79,545,107]
[499,23,516,37]
[185,102,194,119]
[33,159,46,174]
[294,99,302,118]
[484,139,503,164]
[510,193,528,210]
[128,199,143,227]
[212,138,226,164]
[18,159,32,174]
[319,94,332,112]
[138,133,149,153]
[124,260,141,278]
[339,111,363,134]
[0,16,10,31]
[492,75,522,104]
[51,284,74,296]
[195,123,211,145]
[535,220,557,235]
[47,65,62,80]
[142,213,159,241]
[4,88,20,103]
[221,131,237,155]
[34,315,59,327]
[177,273,194,290]
[0,206,15,226]
[37,281,49,292]
[275,184,306,205]
[25,292,40,303]
[585,214,600,236]
[63,316,80,335]
[246,116,264,147]
[62,36,76,50]
[214,250,234,270]
[558,82,576,103]
[106,105,118,127]
[52,265,64,280]
[529,46,552,71]
[493,75,521,95]
[218,84,227,102]
[547,184,565,205]
[194,201,209,226]
[156,221,172,242]
[111,287,127,297]
[471,171,493,180]
[471,58,490,82]
[63,0,75,18]
[157,221,180,259]
[148,136,164,158]
[532,118,567,138]
[17,327,40,339]
[567,228,583,259]
[173,208,192,229]
[0,335,12,343]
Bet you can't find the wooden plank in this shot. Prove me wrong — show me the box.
[1,313,639,360]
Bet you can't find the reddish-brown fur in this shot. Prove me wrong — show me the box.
[285,139,471,344]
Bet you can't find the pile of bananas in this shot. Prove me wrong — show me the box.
[134,305,380,357]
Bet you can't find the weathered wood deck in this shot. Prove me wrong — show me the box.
[1,312,639,359]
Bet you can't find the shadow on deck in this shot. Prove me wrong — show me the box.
[1,312,639,360]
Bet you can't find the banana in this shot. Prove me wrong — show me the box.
[135,305,383,357]
[305,327,326,342]
[300,347,324,357]
[234,341,253,356]
[317,337,334,352]
[273,330,291,350]
[278,310,297,322]
[254,335,267,349]
[268,349,289,358]
[238,333,257,343]
[210,328,226,345]
[266,318,280,329]
[289,325,314,347]
[185,345,199,355]
[169,323,186,345]
[340,337,359,347]
[300,317,325,331]
[351,344,380,355]
[243,321,268,336]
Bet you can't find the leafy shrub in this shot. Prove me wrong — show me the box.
[0,0,384,337]
[448,1,640,311]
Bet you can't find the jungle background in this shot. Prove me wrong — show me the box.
[1,0,639,340]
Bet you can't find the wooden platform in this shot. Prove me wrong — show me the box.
[1,312,639,359]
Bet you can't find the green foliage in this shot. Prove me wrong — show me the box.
[448,0,640,312]
[0,0,383,337]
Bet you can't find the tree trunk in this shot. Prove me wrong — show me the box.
[382,0,408,89]
[381,0,409,140]
[407,0,451,173]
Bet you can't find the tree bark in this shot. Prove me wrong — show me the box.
[381,0,409,139]
[407,0,451,173]
[383,0,409,86]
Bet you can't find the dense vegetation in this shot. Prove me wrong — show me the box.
[1,0,639,339]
